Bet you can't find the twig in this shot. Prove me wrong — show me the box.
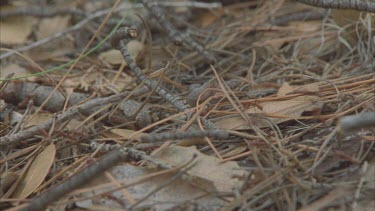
[296,0,375,13]
[0,6,86,18]
[141,130,229,142]
[19,147,171,211]
[338,112,375,132]
[141,0,216,64]
[0,73,14,92]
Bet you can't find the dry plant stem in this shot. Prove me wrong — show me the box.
[141,130,229,142]
[0,73,14,92]
[141,0,216,64]
[272,11,328,26]
[0,90,138,146]
[114,27,218,129]
[296,0,375,12]
[0,6,86,18]
[338,112,375,132]
[19,147,170,211]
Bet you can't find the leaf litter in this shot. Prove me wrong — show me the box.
[0,0,374,210]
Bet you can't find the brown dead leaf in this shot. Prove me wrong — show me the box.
[12,143,56,199]
[196,8,224,27]
[152,145,248,193]
[98,40,143,65]
[76,164,225,210]
[361,136,375,142]
[217,83,323,129]
[277,82,319,96]
[0,6,34,44]
[25,112,53,128]
[1,172,19,193]
[0,64,36,81]
[110,128,146,140]
[36,16,71,39]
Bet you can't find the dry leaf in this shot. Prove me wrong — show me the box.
[98,40,143,65]
[276,82,319,96]
[1,172,19,193]
[362,136,375,142]
[196,8,224,27]
[76,164,225,210]
[36,16,71,39]
[12,143,56,199]
[25,112,53,128]
[217,83,323,129]
[110,128,146,140]
[0,64,36,81]
[0,6,34,44]
[152,145,248,193]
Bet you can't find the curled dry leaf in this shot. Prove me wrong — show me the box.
[11,143,56,199]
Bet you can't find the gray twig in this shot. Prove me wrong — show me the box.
[0,7,86,18]
[338,112,375,132]
[141,130,229,142]
[296,0,375,12]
